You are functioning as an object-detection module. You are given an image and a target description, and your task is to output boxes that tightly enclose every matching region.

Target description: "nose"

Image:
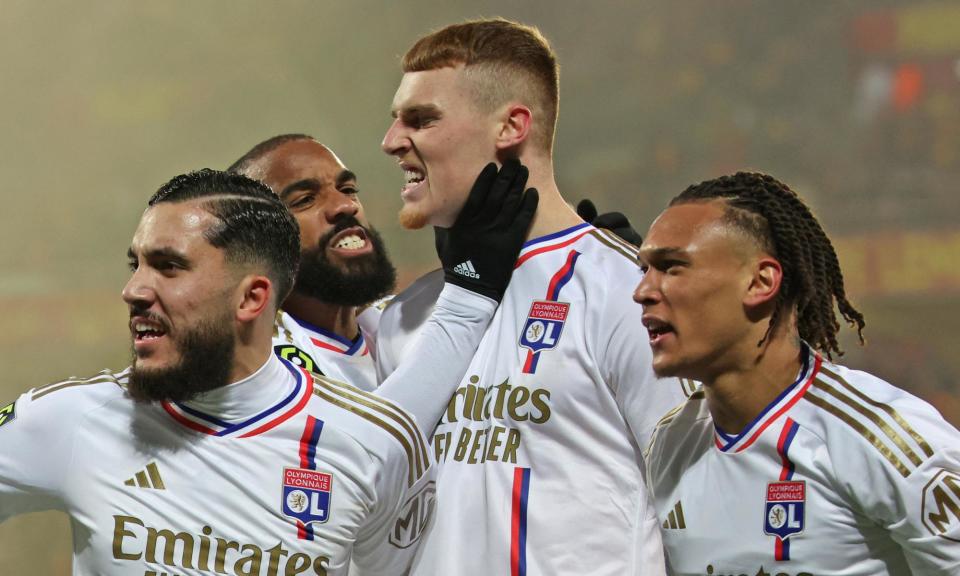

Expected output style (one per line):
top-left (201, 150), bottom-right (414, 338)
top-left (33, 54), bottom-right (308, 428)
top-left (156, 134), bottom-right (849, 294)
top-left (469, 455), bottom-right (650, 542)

top-left (381, 118), bottom-right (409, 156)
top-left (121, 266), bottom-right (155, 310)
top-left (633, 268), bottom-right (660, 306)
top-left (324, 189), bottom-right (360, 223)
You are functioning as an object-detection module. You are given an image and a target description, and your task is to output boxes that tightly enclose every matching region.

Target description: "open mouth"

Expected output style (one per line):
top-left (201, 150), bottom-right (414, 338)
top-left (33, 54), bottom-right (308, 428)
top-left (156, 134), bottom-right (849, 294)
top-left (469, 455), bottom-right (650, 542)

top-left (642, 316), bottom-right (675, 344)
top-left (328, 227), bottom-right (370, 252)
top-left (400, 164), bottom-right (426, 197)
top-left (131, 317), bottom-right (167, 343)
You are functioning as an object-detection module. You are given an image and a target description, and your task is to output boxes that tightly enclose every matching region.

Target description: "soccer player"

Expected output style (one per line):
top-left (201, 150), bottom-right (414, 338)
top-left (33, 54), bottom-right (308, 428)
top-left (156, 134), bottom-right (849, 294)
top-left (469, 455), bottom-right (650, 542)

top-left (228, 135), bottom-right (395, 392)
top-left (0, 167), bottom-right (536, 575)
top-left (637, 172), bottom-right (960, 575)
top-left (378, 18), bottom-right (686, 575)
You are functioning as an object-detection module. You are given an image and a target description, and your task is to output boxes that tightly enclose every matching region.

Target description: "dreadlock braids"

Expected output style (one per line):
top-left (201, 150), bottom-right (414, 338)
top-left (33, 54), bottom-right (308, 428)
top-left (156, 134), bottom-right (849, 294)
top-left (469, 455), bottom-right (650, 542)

top-left (671, 172), bottom-right (865, 359)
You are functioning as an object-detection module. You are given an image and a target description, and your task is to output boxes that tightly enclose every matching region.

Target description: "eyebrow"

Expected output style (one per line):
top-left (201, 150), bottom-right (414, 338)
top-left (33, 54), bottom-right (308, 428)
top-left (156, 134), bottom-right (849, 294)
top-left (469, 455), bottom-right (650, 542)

top-left (336, 169), bottom-right (357, 188)
top-left (638, 246), bottom-right (688, 262)
top-left (391, 103), bottom-right (442, 119)
top-left (279, 178), bottom-right (321, 200)
top-left (128, 246), bottom-right (190, 263)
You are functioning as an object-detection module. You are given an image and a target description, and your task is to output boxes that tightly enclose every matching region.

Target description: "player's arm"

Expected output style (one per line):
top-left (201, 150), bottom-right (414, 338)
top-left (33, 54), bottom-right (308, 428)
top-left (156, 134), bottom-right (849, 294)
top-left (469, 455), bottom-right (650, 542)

top-left (376, 159), bottom-right (538, 432)
top-left (0, 385), bottom-right (80, 521)
top-left (350, 420), bottom-right (436, 575)
top-left (600, 264), bottom-right (687, 451)
top-left (835, 397), bottom-right (960, 573)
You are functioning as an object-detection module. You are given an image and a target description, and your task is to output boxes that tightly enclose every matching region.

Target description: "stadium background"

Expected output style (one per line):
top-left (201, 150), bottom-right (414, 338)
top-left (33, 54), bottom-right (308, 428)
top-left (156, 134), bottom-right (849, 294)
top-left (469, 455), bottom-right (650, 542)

top-left (1, 1), bottom-right (957, 572)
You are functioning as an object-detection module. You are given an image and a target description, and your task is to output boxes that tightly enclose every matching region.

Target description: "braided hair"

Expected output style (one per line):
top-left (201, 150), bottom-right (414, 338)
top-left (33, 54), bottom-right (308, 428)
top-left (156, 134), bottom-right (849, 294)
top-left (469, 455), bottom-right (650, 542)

top-left (671, 172), bottom-right (865, 359)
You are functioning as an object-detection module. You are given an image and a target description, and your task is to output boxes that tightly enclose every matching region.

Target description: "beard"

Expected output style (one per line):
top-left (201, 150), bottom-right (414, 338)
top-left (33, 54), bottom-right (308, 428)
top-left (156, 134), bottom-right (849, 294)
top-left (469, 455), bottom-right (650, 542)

top-left (294, 217), bottom-right (397, 307)
top-left (399, 203), bottom-right (429, 230)
top-left (128, 314), bottom-right (235, 404)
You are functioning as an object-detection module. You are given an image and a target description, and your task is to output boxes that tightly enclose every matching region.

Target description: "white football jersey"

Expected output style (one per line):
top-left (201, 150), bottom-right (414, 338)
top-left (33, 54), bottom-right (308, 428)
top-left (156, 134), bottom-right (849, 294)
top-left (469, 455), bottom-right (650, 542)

top-left (377, 223), bottom-right (689, 576)
top-left (645, 344), bottom-right (960, 575)
top-left (274, 311), bottom-right (378, 392)
top-left (0, 354), bottom-right (433, 576)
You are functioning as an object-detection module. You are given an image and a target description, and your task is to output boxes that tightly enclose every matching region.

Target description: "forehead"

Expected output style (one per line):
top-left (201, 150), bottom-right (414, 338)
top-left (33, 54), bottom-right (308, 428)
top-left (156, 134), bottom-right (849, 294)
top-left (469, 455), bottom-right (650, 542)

top-left (131, 201), bottom-right (219, 256)
top-left (641, 201), bottom-right (742, 258)
top-left (254, 140), bottom-right (347, 189)
top-left (391, 65), bottom-right (477, 112)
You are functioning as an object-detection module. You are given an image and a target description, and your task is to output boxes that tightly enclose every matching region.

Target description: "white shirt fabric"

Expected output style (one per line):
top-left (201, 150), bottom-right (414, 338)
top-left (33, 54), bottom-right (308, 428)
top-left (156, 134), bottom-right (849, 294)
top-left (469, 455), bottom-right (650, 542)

top-left (274, 311), bottom-right (379, 392)
top-left (0, 284), bottom-right (496, 575)
top-left (376, 223), bottom-right (688, 576)
top-left (645, 344), bottom-right (960, 576)
top-left (0, 354), bottom-right (432, 576)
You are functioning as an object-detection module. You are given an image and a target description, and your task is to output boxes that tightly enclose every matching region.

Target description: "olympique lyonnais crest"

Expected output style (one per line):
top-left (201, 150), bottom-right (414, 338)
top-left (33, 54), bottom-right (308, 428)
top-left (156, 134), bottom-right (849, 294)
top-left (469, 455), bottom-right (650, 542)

top-left (519, 300), bottom-right (570, 353)
top-left (763, 481), bottom-right (805, 539)
top-left (281, 467), bottom-right (332, 525)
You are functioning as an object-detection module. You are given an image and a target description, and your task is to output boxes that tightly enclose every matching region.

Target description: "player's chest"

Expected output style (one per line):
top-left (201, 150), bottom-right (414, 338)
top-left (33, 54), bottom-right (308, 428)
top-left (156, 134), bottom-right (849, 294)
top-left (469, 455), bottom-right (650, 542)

top-left (69, 426), bottom-right (371, 575)
top-left (658, 441), bottom-right (888, 576)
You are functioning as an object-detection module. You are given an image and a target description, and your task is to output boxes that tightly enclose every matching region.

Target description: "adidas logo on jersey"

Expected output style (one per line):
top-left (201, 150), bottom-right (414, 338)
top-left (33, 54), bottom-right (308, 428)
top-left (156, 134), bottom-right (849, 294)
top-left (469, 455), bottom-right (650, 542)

top-left (662, 500), bottom-right (686, 530)
top-left (452, 260), bottom-right (480, 279)
top-left (124, 462), bottom-right (166, 490)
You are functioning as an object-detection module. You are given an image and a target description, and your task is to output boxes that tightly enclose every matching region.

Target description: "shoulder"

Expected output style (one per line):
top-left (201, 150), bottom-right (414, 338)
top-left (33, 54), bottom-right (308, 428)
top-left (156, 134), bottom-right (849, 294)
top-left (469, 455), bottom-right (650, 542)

top-left (646, 391), bottom-right (710, 464)
top-left (798, 360), bottom-right (958, 480)
top-left (4, 368), bottom-right (130, 431)
top-left (307, 374), bottom-right (430, 488)
top-left (645, 391), bottom-right (711, 483)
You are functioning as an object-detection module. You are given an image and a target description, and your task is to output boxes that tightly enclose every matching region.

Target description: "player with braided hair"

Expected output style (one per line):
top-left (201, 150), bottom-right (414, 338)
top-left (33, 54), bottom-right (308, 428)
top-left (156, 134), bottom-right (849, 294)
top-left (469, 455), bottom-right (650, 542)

top-left (637, 172), bottom-right (960, 575)
top-left (669, 171), bottom-right (864, 358)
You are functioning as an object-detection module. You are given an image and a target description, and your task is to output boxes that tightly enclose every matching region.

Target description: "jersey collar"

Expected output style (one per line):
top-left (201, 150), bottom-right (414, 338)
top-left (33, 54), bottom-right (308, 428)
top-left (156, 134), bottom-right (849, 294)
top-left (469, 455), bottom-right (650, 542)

top-left (515, 222), bottom-right (593, 268)
top-left (714, 343), bottom-right (821, 453)
top-left (287, 314), bottom-right (368, 357)
top-left (161, 354), bottom-right (312, 438)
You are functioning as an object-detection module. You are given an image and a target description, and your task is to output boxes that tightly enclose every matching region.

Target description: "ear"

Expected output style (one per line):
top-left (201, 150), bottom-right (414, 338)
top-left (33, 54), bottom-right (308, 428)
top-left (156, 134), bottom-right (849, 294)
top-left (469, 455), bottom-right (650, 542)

top-left (743, 256), bottom-right (782, 310)
top-left (235, 275), bottom-right (273, 323)
top-left (494, 104), bottom-right (532, 151)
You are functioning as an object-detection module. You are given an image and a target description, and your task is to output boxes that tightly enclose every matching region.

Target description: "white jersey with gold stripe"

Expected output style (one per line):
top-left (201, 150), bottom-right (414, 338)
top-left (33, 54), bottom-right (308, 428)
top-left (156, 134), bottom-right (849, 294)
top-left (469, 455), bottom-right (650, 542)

top-left (274, 311), bottom-right (378, 392)
top-left (645, 344), bottom-right (960, 575)
top-left (376, 223), bottom-right (688, 576)
top-left (0, 354), bottom-right (433, 576)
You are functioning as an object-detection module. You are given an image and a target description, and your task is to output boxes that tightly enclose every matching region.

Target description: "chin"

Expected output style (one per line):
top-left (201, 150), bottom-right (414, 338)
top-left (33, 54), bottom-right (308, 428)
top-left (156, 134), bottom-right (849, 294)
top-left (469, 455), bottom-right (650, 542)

top-left (399, 204), bottom-right (430, 230)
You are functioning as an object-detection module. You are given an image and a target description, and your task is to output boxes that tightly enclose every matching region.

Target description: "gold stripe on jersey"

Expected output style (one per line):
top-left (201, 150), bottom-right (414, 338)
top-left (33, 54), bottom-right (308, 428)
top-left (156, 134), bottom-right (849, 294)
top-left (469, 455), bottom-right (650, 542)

top-left (589, 229), bottom-right (638, 262)
top-left (820, 366), bottom-right (933, 458)
top-left (319, 377), bottom-right (429, 476)
top-left (804, 392), bottom-right (912, 478)
top-left (312, 378), bottom-right (425, 487)
top-left (680, 378), bottom-right (700, 397)
top-left (812, 375), bottom-right (928, 469)
top-left (31, 370), bottom-right (127, 401)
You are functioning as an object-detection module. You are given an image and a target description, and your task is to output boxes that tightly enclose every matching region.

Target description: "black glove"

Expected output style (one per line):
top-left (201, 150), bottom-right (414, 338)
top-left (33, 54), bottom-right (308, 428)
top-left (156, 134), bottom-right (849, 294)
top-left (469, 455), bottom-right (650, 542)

top-left (435, 159), bottom-right (539, 301)
top-left (576, 199), bottom-right (643, 247)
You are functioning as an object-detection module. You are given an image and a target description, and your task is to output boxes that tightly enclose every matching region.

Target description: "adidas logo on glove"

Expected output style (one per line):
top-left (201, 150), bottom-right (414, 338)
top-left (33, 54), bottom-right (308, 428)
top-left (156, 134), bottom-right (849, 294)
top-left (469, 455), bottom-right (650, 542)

top-left (453, 260), bottom-right (480, 279)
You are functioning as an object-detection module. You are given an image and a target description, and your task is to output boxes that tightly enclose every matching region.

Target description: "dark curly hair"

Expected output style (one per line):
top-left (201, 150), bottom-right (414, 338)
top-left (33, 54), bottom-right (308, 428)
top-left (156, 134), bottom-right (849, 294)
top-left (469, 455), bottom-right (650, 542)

top-left (671, 171), bottom-right (865, 359)
top-left (149, 168), bottom-right (300, 307)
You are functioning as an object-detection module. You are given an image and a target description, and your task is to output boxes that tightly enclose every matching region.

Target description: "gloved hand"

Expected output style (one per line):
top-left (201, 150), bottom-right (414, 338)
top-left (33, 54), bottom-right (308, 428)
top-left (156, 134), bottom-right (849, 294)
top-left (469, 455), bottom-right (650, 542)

top-left (576, 198), bottom-right (642, 247)
top-left (435, 159), bottom-right (539, 302)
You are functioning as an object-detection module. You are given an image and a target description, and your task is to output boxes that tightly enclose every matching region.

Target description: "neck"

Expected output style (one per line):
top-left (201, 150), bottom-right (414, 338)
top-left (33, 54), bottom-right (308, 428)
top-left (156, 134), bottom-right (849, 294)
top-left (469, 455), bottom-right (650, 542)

top-left (282, 293), bottom-right (358, 340)
top-left (701, 331), bottom-right (804, 434)
top-left (519, 154), bottom-right (583, 239)
top-left (230, 316), bottom-right (281, 383)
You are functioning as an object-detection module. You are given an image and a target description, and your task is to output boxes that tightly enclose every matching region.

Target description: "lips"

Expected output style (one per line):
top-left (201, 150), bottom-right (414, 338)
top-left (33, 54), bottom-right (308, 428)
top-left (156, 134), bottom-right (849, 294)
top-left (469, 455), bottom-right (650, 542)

top-left (328, 226), bottom-right (371, 254)
top-left (642, 315), bottom-right (674, 345)
top-left (129, 314), bottom-right (169, 355)
top-left (399, 163), bottom-right (426, 199)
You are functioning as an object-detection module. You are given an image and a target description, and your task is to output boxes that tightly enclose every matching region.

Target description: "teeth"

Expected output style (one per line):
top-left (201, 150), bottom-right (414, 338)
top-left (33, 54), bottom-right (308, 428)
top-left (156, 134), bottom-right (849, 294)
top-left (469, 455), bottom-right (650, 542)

top-left (134, 322), bottom-right (163, 334)
top-left (404, 169), bottom-right (424, 184)
top-left (335, 234), bottom-right (366, 250)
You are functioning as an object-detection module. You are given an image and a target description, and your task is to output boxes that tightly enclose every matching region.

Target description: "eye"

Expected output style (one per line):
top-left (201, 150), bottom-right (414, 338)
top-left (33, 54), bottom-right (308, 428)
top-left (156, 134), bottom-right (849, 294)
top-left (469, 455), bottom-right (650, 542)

top-left (288, 193), bottom-right (315, 209)
top-left (128, 259), bottom-right (139, 272)
top-left (340, 185), bottom-right (359, 196)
